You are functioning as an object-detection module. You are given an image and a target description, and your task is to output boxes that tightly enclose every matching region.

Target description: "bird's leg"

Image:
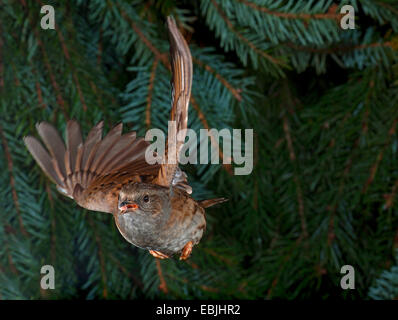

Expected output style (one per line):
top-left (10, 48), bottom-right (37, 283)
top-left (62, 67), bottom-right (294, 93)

top-left (179, 241), bottom-right (193, 260)
top-left (149, 250), bottom-right (169, 259)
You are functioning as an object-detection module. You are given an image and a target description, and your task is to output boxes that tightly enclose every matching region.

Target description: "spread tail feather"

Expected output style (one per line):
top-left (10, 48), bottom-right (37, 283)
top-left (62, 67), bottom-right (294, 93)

top-left (155, 16), bottom-right (193, 188)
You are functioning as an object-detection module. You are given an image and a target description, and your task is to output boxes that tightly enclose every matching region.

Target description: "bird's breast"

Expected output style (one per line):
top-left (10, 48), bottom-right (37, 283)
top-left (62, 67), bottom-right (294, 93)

top-left (113, 193), bottom-right (206, 256)
top-left (114, 212), bottom-right (161, 249)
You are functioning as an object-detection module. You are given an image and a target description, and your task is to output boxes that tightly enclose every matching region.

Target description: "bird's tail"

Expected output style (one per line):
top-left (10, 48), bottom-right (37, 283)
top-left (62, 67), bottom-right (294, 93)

top-left (154, 16), bottom-right (193, 188)
top-left (198, 198), bottom-right (228, 208)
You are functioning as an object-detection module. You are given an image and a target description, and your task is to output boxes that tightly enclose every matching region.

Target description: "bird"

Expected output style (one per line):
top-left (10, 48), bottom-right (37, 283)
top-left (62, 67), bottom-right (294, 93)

top-left (23, 16), bottom-right (227, 260)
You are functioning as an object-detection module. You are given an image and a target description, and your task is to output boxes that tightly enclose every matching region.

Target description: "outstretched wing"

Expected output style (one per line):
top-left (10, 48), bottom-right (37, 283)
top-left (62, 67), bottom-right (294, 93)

top-left (153, 16), bottom-right (193, 192)
top-left (24, 120), bottom-right (160, 214)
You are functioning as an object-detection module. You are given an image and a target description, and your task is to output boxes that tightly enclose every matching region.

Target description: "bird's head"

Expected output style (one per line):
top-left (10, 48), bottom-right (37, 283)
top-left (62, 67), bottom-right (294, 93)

top-left (117, 182), bottom-right (170, 217)
top-left (115, 182), bottom-right (171, 247)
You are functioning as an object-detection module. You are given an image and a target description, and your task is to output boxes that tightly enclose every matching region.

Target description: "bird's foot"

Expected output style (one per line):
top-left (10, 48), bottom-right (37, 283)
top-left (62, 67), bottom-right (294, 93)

top-left (149, 250), bottom-right (169, 259)
top-left (179, 241), bottom-right (193, 260)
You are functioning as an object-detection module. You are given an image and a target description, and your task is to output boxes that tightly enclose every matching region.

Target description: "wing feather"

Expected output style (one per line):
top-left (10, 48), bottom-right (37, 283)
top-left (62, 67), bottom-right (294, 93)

top-left (24, 136), bottom-right (64, 187)
top-left (24, 120), bottom-right (160, 214)
top-left (66, 120), bottom-right (83, 172)
top-left (35, 122), bottom-right (66, 179)
top-left (24, 16), bottom-right (194, 214)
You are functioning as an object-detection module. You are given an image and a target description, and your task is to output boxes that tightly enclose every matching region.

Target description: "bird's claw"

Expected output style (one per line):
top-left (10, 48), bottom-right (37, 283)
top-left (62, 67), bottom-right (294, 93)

top-left (149, 250), bottom-right (169, 259)
top-left (179, 241), bottom-right (193, 260)
top-left (149, 241), bottom-right (194, 260)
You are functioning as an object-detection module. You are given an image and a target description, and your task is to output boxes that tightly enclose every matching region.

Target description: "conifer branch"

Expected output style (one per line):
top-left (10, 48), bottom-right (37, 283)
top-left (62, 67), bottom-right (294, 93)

top-left (35, 79), bottom-right (46, 110)
top-left (190, 96), bottom-right (233, 174)
top-left (166, 273), bottom-right (219, 293)
top-left (376, 1), bottom-right (398, 16)
top-left (45, 182), bottom-right (56, 264)
top-left (266, 237), bottom-right (303, 299)
top-left (210, 0), bottom-right (283, 66)
top-left (0, 25), bottom-right (3, 90)
top-left (0, 126), bottom-right (28, 238)
top-left (236, 0), bottom-right (341, 21)
top-left (117, 5), bottom-right (168, 66)
top-left (51, 15), bottom-right (88, 112)
top-left (97, 27), bottom-right (103, 66)
top-left (282, 115), bottom-right (307, 239)
top-left (28, 62), bottom-right (47, 109)
top-left (109, 254), bottom-right (144, 290)
top-left (88, 80), bottom-right (113, 128)
top-left (286, 41), bottom-right (393, 54)
top-left (155, 259), bottom-right (168, 294)
top-left (7, 250), bottom-right (18, 275)
top-left (2, 226), bottom-right (20, 277)
top-left (362, 118), bottom-right (398, 194)
top-left (384, 177), bottom-right (398, 209)
top-left (203, 248), bottom-right (233, 265)
top-left (87, 216), bottom-right (108, 298)
top-left (146, 58), bottom-right (159, 130)
top-left (33, 29), bottom-right (69, 120)
top-left (282, 83), bottom-right (307, 239)
top-left (193, 57), bottom-right (242, 101)
top-left (11, 63), bottom-right (20, 87)
top-left (2, 226), bottom-right (19, 275)
top-left (327, 80), bottom-right (374, 245)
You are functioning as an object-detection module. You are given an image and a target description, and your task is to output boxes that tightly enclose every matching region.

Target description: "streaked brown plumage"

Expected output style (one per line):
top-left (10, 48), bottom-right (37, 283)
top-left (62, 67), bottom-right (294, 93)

top-left (24, 16), bottom-right (226, 260)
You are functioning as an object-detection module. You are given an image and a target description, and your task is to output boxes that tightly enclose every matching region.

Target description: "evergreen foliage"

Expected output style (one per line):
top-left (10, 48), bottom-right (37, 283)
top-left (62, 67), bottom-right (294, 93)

top-left (0, 0), bottom-right (398, 299)
top-left (369, 249), bottom-right (398, 299)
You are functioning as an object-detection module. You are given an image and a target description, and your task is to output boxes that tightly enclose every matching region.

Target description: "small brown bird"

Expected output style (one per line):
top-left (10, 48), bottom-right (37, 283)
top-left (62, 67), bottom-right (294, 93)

top-left (24, 16), bottom-right (226, 260)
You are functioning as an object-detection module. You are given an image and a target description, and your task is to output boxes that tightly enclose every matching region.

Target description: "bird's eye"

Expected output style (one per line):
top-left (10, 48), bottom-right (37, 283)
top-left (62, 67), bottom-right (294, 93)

top-left (143, 195), bottom-right (149, 203)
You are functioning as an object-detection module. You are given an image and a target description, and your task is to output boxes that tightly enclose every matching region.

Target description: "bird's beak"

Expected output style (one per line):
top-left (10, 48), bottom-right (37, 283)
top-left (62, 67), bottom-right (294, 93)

top-left (118, 201), bottom-right (138, 214)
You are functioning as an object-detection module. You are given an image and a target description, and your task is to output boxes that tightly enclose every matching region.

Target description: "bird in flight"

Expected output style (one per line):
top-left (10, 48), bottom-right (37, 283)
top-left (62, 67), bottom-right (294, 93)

top-left (24, 16), bottom-right (226, 260)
